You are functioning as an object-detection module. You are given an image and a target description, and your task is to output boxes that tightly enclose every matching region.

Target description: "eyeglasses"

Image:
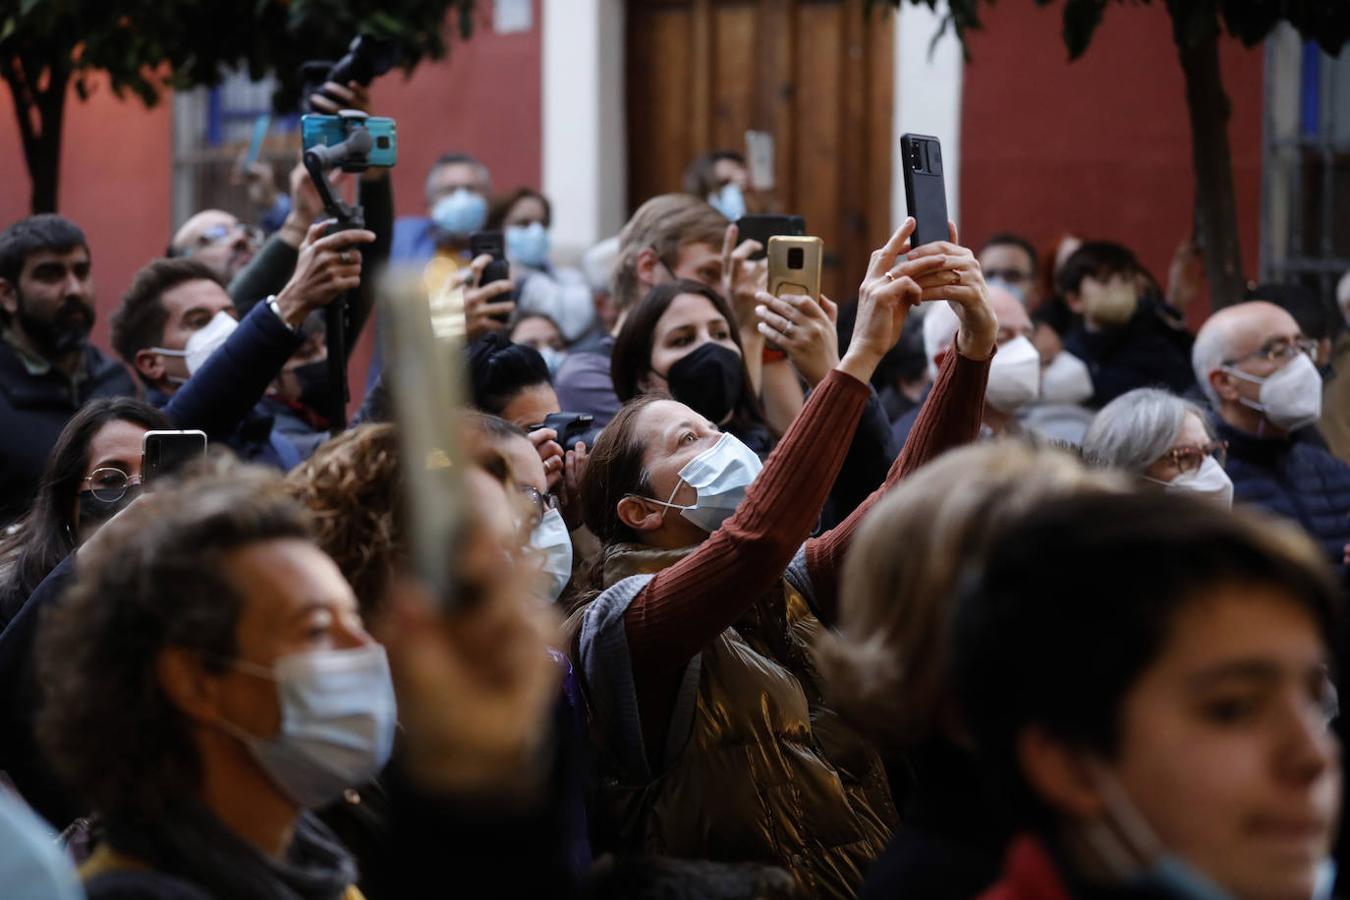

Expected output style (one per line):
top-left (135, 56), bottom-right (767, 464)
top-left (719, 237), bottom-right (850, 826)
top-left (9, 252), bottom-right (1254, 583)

top-left (1159, 441), bottom-right (1228, 475)
top-left (195, 222), bottom-right (262, 248)
top-left (519, 485), bottom-right (559, 523)
top-left (1222, 336), bottom-right (1317, 367)
top-left (80, 467), bottom-right (143, 502)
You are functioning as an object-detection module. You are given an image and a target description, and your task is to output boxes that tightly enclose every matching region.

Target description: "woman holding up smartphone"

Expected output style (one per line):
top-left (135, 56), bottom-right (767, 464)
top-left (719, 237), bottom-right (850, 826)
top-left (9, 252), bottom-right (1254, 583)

top-left (568, 219), bottom-right (997, 898)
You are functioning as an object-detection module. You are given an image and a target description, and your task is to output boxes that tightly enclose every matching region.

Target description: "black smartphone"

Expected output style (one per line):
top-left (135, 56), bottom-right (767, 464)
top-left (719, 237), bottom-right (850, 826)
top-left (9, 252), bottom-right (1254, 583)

top-left (900, 133), bottom-right (949, 249)
top-left (469, 230), bottom-right (510, 286)
top-left (468, 230), bottom-right (511, 324)
top-left (142, 430), bottom-right (207, 483)
top-left (532, 412), bottom-right (595, 450)
top-left (735, 214), bottom-right (806, 261)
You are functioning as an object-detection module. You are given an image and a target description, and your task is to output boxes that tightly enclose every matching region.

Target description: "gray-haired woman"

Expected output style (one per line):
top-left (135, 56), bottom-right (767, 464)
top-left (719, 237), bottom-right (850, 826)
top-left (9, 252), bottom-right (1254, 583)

top-left (1082, 387), bottom-right (1232, 506)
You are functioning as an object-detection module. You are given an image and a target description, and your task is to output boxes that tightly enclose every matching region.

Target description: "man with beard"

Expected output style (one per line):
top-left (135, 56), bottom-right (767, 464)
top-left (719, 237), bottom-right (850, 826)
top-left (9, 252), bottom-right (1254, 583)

top-left (0, 215), bottom-right (136, 525)
top-left (169, 210), bottom-right (262, 283)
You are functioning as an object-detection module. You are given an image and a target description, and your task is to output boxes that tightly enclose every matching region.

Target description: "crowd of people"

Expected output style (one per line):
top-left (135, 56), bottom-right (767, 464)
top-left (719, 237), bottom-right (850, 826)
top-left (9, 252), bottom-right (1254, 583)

top-left (0, 83), bottom-right (1347, 900)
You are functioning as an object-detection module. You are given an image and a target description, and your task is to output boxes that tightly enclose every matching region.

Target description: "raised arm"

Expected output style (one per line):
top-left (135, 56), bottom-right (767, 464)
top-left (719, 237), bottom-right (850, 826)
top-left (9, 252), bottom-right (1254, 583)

top-left (617, 221), bottom-right (950, 752)
top-left (805, 223), bottom-right (999, 620)
top-left (167, 222), bottom-right (374, 439)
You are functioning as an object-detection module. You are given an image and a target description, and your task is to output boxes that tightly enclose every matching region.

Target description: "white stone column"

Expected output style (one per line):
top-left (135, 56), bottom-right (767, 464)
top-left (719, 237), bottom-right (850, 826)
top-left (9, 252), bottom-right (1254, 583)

top-left (892, 2), bottom-right (965, 230)
top-left (542, 0), bottom-right (627, 264)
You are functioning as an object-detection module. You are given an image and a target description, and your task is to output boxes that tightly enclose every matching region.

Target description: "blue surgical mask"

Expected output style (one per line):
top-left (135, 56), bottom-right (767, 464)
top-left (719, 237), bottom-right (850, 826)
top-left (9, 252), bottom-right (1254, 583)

top-left (637, 432), bottom-right (763, 533)
top-left (986, 276), bottom-right (1027, 304)
top-left (530, 506), bottom-right (573, 603)
top-left (431, 189), bottom-right (488, 237)
top-left (506, 222), bottom-right (551, 269)
top-left (220, 644), bottom-right (398, 809)
top-left (537, 346), bottom-right (567, 377)
top-left (708, 183), bottom-right (747, 221)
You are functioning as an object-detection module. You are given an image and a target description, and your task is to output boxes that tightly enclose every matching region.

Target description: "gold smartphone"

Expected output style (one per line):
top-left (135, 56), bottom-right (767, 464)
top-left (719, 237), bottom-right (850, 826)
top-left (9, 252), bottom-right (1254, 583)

top-left (767, 235), bottom-right (824, 301)
top-left (381, 263), bottom-right (468, 610)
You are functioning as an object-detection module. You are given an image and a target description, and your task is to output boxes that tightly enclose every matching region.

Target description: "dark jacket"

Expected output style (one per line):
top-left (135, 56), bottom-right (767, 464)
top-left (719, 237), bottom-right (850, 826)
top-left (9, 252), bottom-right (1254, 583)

top-left (1217, 418), bottom-right (1350, 573)
top-left (1063, 297), bottom-right (1195, 409)
top-left (859, 739), bottom-right (1007, 900)
top-left (0, 340), bottom-right (135, 524)
top-left (147, 300), bottom-right (305, 469)
top-left (0, 553), bottom-right (79, 826)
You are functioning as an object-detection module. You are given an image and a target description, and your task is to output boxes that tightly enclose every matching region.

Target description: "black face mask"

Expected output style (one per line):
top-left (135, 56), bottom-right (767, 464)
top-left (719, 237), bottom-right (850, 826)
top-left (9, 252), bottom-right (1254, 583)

top-left (74, 485), bottom-right (140, 545)
top-left (664, 342), bottom-right (745, 424)
top-left (292, 359), bottom-right (334, 416)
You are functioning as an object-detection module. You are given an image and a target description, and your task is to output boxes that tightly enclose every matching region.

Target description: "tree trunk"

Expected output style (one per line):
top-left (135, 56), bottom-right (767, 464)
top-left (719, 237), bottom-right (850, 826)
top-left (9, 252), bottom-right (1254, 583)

top-left (1175, 27), bottom-right (1246, 310)
top-left (2, 57), bottom-right (69, 214)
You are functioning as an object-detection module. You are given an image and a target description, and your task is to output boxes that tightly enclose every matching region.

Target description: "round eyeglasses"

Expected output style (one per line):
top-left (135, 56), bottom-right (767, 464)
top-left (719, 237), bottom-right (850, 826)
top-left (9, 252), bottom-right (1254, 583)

top-left (80, 467), bottom-right (143, 502)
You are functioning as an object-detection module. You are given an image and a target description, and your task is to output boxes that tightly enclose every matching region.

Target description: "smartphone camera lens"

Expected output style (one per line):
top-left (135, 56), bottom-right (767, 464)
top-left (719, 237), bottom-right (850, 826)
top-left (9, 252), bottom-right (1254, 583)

top-left (376, 136), bottom-right (390, 149)
top-left (787, 247), bottom-right (804, 270)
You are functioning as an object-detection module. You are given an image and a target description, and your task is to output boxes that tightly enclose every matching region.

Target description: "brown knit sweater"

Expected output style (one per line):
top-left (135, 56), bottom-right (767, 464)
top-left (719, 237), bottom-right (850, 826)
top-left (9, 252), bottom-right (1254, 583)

top-left (623, 344), bottom-right (992, 750)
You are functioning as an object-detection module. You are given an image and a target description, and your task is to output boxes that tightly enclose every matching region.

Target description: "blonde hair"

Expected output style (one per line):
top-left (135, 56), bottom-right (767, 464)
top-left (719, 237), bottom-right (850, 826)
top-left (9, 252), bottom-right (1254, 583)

top-left (611, 194), bottom-right (728, 312)
top-left (815, 441), bottom-right (1125, 750)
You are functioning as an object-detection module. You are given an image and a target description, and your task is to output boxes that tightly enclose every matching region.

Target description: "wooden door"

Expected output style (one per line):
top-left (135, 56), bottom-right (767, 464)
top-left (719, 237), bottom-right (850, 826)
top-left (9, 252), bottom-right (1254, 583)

top-left (626, 0), bottom-right (894, 300)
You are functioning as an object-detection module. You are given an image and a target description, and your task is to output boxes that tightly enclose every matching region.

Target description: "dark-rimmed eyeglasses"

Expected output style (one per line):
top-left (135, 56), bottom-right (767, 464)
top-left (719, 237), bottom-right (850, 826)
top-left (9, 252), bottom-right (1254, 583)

top-left (79, 467), bottom-right (143, 502)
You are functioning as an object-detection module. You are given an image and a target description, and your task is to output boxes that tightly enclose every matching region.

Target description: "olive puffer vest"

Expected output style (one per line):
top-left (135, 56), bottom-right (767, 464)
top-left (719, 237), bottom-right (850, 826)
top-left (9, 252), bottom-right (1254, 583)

top-left (569, 543), bottom-right (898, 899)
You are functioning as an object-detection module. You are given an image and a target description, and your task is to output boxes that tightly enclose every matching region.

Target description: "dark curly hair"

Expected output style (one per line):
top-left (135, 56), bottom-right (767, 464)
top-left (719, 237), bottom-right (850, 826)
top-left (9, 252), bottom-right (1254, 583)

top-left (36, 459), bottom-right (311, 823)
top-left (286, 424), bottom-right (406, 621)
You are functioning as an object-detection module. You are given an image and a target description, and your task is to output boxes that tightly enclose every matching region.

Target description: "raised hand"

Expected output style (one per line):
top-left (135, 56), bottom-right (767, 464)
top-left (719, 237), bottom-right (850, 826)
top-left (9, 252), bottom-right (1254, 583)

top-left (753, 292), bottom-right (840, 387)
top-left (904, 220), bottom-right (998, 360)
top-left (462, 253), bottom-right (516, 341)
top-left (273, 220), bottom-right (376, 325)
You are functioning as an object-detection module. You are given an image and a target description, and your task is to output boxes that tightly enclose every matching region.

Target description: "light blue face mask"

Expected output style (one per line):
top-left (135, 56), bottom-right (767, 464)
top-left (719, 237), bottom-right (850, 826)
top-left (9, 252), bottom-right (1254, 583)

top-left (220, 644), bottom-right (398, 809)
top-left (636, 431), bottom-right (763, 533)
top-left (986, 275), bottom-right (1027, 304)
top-left (431, 189), bottom-right (488, 237)
top-left (708, 183), bottom-right (747, 222)
top-left (536, 346), bottom-right (567, 377)
top-left (506, 222), bottom-right (551, 269)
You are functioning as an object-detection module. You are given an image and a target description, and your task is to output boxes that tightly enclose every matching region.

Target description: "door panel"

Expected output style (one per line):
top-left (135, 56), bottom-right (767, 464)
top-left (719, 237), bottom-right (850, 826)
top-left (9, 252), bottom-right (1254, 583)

top-left (627, 0), bottom-right (894, 300)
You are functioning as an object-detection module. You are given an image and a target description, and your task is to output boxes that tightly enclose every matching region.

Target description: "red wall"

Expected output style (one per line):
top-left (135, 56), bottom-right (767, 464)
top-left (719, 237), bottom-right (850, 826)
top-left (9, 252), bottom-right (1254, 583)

top-left (0, 76), bottom-right (173, 351)
top-left (0, 3), bottom-right (542, 389)
top-left (958, 1), bottom-right (1264, 318)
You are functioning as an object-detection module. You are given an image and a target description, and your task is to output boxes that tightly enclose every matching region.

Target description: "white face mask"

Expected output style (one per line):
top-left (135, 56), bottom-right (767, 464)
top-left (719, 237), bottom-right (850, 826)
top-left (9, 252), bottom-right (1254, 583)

top-left (638, 431), bottom-right (763, 533)
top-left (1145, 456), bottom-right (1234, 509)
top-left (986, 335), bottom-right (1041, 413)
top-left (1222, 353), bottom-right (1323, 432)
top-left (220, 645), bottom-right (398, 809)
top-left (1040, 350), bottom-right (1095, 405)
top-left (530, 506), bottom-right (573, 603)
top-left (151, 310), bottom-right (239, 379)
